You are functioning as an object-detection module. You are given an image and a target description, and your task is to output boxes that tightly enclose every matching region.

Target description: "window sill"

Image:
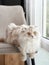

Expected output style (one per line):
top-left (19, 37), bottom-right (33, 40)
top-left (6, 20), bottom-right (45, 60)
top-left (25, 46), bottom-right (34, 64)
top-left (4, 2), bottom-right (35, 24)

top-left (41, 37), bottom-right (49, 52)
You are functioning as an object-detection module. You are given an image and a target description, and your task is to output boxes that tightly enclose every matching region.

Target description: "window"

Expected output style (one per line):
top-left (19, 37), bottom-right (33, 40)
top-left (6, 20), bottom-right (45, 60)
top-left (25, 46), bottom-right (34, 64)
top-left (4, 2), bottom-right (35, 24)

top-left (43, 0), bottom-right (49, 39)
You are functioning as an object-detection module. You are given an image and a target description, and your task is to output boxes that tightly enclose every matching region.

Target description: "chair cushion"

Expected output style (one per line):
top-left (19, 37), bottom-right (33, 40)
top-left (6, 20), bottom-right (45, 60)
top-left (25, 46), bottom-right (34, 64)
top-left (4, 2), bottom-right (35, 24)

top-left (0, 43), bottom-right (19, 53)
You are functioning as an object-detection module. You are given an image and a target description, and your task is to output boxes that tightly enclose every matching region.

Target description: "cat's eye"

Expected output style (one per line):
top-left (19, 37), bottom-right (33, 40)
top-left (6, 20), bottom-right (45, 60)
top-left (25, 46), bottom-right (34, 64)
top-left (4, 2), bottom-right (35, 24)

top-left (21, 28), bottom-right (27, 32)
top-left (27, 32), bottom-right (31, 35)
top-left (21, 30), bottom-right (25, 33)
top-left (23, 28), bottom-right (26, 30)
top-left (34, 31), bottom-right (37, 35)
top-left (27, 32), bottom-right (34, 38)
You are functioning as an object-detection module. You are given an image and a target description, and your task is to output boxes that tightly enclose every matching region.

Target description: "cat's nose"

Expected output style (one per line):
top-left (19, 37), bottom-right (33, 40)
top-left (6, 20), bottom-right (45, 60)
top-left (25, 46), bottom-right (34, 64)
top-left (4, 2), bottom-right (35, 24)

top-left (32, 36), bottom-right (33, 38)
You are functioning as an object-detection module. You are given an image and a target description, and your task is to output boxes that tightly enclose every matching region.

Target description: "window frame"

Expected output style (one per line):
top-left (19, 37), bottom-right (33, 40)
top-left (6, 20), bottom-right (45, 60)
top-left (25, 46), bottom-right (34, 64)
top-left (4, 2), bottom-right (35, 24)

top-left (42, 0), bottom-right (49, 51)
top-left (42, 0), bottom-right (49, 39)
top-left (42, 0), bottom-right (47, 37)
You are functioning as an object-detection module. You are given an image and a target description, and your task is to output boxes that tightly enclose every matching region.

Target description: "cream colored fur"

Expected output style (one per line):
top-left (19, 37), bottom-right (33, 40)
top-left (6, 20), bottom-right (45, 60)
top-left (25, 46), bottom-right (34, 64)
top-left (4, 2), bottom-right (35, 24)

top-left (6, 23), bottom-right (41, 61)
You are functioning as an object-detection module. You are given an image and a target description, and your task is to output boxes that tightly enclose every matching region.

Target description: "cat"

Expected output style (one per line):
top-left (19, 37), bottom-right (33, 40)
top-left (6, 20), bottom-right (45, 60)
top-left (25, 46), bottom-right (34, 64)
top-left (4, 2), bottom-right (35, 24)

top-left (0, 23), bottom-right (41, 61)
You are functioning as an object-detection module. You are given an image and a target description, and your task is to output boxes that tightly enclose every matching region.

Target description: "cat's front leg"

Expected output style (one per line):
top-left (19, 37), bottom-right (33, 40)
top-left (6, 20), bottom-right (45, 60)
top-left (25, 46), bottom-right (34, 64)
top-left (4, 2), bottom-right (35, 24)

top-left (21, 52), bottom-right (28, 65)
top-left (29, 51), bottom-right (38, 59)
top-left (29, 53), bottom-right (35, 59)
top-left (20, 51), bottom-right (27, 61)
top-left (18, 45), bottom-right (27, 61)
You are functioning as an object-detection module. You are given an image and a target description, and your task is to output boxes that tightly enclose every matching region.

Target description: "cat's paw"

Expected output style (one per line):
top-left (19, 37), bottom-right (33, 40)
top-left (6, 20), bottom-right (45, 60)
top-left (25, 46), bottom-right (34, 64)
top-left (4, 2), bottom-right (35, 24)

top-left (29, 53), bottom-right (36, 59)
top-left (20, 54), bottom-right (27, 61)
top-left (22, 57), bottom-right (27, 61)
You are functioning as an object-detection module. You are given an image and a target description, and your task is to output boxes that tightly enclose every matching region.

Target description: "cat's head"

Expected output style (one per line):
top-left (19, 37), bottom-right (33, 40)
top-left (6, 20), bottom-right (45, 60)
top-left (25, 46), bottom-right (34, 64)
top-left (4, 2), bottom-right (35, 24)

top-left (18, 25), bottom-right (40, 40)
top-left (11, 25), bottom-right (40, 41)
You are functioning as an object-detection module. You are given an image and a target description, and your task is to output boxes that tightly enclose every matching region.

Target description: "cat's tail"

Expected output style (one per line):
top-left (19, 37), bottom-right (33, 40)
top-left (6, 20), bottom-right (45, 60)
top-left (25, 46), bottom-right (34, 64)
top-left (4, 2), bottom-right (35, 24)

top-left (0, 38), bottom-right (5, 43)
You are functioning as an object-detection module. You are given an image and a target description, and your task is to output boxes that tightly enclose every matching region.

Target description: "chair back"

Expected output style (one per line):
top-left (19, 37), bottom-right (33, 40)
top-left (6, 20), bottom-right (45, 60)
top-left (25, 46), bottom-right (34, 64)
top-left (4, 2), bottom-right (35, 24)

top-left (0, 5), bottom-right (26, 38)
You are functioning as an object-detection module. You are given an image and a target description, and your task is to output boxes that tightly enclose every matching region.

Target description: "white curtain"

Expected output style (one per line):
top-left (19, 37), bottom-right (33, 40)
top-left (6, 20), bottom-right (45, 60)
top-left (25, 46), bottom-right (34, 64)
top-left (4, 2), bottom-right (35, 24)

top-left (25, 0), bottom-right (42, 35)
top-left (25, 0), bottom-right (35, 25)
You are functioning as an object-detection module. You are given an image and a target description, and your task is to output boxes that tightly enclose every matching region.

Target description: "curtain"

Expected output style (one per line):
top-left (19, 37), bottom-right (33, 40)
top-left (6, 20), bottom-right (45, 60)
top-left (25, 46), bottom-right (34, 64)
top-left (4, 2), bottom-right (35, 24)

top-left (0, 0), bottom-right (2, 4)
top-left (2, 0), bottom-right (21, 5)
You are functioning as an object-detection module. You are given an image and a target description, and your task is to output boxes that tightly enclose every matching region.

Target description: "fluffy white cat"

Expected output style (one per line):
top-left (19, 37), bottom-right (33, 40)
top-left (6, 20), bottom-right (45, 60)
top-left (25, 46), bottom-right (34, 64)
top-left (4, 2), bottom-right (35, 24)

top-left (0, 23), bottom-right (41, 61)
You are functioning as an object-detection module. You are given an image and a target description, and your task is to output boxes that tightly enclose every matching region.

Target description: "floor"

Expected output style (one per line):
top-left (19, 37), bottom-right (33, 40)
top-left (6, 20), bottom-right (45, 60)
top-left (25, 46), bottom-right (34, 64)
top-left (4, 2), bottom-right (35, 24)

top-left (35, 48), bottom-right (49, 65)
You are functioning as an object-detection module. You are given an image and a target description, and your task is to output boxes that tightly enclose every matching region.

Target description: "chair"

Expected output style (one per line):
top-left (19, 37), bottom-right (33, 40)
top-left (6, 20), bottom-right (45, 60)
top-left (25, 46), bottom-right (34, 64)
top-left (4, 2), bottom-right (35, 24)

top-left (0, 5), bottom-right (26, 65)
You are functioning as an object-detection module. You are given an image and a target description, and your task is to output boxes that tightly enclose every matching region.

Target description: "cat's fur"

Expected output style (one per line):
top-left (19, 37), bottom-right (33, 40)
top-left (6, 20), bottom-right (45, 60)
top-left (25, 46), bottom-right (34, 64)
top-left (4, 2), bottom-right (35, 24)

top-left (0, 23), bottom-right (41, 61)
